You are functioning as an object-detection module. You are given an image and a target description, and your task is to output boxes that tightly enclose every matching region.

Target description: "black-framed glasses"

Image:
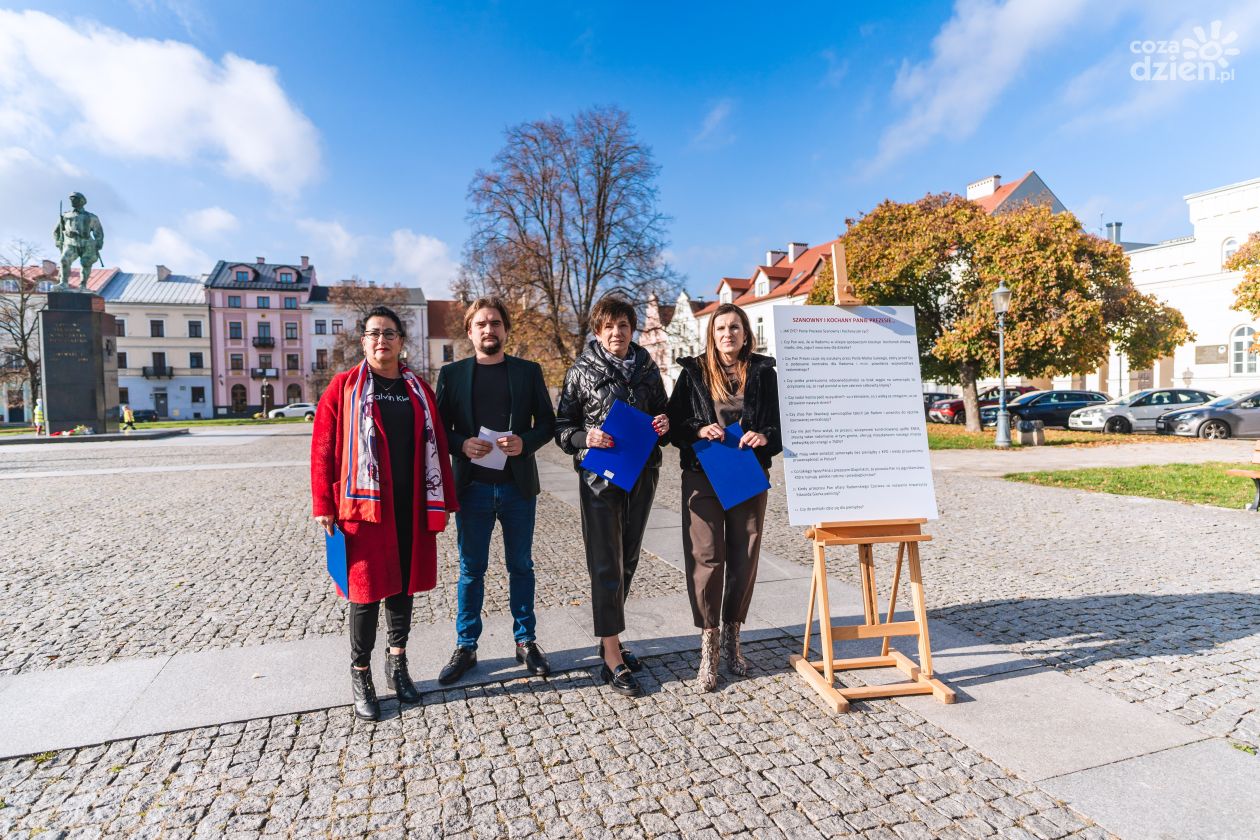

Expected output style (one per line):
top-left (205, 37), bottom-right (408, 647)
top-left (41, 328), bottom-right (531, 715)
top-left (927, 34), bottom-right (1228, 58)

top-left (363, 329), bottom-right (400, 341)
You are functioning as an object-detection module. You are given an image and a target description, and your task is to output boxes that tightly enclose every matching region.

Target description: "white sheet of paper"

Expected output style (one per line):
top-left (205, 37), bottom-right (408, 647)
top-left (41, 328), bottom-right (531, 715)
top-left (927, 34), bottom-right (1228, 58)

top-left (772, 304), bottom-right (938, 525)
top-left (471, 427), bottom-right (509, 470)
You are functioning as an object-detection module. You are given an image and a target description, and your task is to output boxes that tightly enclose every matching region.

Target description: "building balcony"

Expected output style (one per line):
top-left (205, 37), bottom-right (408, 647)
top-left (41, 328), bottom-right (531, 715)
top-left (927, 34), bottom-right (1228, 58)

top-left (142, 366), bottom-right (174, 379)
top-left (250, 367), bottom-right (279, 379)
top-left (252, 336), bottom-right (276, 348)
top-left (311, 361), bottom-right (329, 372)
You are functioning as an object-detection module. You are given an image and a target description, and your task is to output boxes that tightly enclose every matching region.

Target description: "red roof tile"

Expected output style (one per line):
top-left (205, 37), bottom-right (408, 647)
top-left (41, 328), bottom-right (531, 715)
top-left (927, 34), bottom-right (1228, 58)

top-left (971, 171), bottom-right (1031, 214)
top-left (696, 239), bottom-right (840, 316)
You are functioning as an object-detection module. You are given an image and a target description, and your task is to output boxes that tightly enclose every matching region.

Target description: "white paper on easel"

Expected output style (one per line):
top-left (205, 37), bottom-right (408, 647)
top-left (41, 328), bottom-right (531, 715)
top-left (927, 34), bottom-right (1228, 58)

top-left (471, 427), bottom-right (509, 470)
top-left (772, 304), bottom-right (938, 526)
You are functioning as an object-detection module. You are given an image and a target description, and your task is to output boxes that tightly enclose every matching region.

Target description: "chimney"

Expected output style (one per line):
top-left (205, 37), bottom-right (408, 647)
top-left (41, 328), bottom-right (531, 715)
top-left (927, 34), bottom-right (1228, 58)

top-left (788, 242), bottom-right (809, 262)
top-left (157, 265), bottom-right (171, 281)
top-left (256, 256), bottom-right (266, 265)
top-left (766, 249), bottom-right (788, 266)
top-left (966, 175), bottom-right (1002, 200)
top-left (1112, 221), bottom-right (1123, 244)
top-left (300, 255), bottom-right (310, 270)
top-left (41, 259), bottom-right (57, 277)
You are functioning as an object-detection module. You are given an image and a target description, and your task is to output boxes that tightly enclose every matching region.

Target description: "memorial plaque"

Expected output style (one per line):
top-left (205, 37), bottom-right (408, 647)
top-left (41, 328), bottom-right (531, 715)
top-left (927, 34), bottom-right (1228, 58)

top-left (39, 292), bottom-right (119, 434)
top-left (1195, 344), bottom-right (1228, 365)
top-left (773, 304), bottom-right (938, 525)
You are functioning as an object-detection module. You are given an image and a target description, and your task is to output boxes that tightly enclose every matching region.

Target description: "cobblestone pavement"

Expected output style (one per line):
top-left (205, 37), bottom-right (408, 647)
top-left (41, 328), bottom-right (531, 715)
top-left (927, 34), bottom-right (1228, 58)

top-left (543, 445), bottom-right (1260, 751)
top-left (0, 431), bottom-right (683, 676)
top-left (0, 637), bottom-right (1114, 840)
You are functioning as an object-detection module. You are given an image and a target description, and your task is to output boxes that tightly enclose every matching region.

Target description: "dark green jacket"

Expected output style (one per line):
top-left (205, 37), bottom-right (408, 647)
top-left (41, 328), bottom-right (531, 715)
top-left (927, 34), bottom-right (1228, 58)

top-left (435, 355), bottom-right (556, 498)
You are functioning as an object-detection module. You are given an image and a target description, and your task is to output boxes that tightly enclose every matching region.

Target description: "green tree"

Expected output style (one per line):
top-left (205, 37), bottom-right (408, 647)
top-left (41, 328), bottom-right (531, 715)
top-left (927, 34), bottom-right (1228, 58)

top-left (815, 195), bottom-right (1193, 431)
top-left (1228, 233), bottom-right (1260, 349)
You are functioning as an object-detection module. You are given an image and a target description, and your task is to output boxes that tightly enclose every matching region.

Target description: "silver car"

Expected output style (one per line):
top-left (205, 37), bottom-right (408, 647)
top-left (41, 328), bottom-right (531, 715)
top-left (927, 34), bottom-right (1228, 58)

top-left (1156, 390), bottom-right (1260, 439)
top-left (1068, 388), bottom-right (1216, 434)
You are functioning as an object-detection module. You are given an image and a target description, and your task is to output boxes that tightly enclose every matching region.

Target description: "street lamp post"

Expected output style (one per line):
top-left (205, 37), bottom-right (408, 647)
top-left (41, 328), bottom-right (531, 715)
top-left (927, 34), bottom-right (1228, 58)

top-left (992, 280), bottom-right (1012, 449)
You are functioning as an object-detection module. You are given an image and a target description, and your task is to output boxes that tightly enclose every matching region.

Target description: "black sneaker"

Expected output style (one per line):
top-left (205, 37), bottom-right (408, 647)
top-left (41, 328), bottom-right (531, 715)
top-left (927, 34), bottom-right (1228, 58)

top-left (437, 646), bottom-right (477, 685)
top-left (515, 641), bottom-right (551, 676)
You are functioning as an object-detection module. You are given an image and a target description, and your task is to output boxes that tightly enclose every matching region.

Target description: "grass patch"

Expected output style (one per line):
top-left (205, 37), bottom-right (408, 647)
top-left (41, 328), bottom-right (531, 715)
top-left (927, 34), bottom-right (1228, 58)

top-left (927, 423), bottom-right (1194, 450)
top-left (1006, 461), bottom-right (1258, 508)
top-left (30, 751), bottom-right (55, 765)
top-left (1233, 743), bottom-right (1258, 756)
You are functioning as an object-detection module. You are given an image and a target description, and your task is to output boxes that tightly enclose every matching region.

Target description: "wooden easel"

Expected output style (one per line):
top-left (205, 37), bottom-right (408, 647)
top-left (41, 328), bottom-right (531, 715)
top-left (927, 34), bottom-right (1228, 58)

top-left (786, 244), bottom-right (955, 712)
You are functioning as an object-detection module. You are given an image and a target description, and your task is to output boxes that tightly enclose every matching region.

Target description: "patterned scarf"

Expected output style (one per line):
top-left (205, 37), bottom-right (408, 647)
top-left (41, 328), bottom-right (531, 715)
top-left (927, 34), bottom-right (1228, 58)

top-left (338, 360), bottom-right (447, 529)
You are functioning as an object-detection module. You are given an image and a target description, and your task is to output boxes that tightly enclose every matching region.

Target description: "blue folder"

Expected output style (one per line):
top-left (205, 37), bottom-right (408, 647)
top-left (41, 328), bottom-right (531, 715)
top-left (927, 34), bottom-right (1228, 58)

top-left (692, 423), bottom-right (772, 510)
top-left (580, 399), bottom-right (658, 491)
top-left (325, 525), bottom-right (349, 598)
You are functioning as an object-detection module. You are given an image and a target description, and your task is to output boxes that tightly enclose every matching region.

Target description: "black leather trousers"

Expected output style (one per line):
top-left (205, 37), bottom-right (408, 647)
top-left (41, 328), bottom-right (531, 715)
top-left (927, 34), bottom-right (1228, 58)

top-left (578, 466), bottom-right (659, 637)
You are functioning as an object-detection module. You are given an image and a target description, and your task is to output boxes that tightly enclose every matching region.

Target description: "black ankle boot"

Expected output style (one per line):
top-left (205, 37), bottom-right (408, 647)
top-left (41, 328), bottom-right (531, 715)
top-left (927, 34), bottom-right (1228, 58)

top-left (386, 651), bottom-right (420, 704)
top-left (351, 667), bottom-right (380, 721)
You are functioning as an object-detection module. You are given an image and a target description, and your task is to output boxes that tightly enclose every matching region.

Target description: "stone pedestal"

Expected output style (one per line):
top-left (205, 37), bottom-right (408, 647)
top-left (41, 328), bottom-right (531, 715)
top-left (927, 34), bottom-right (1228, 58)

top-left (39, 292), bottom-right (119, 434)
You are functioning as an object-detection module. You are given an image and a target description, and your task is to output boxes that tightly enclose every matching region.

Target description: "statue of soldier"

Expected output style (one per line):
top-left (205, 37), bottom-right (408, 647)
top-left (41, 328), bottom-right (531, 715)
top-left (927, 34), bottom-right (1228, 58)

top-left (53, 192), bottom-right (105, 292)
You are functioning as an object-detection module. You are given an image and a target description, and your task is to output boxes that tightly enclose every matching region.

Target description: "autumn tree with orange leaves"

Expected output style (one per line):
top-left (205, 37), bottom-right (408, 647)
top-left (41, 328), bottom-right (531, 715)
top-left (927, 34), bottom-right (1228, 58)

top-left (812, 194), bottom-right (1193, 431)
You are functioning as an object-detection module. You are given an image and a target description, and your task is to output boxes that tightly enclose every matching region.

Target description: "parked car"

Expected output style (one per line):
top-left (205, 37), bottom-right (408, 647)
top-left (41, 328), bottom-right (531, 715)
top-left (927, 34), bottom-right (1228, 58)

top-left (268, 402), bottom-right (317, 420)
top-left (980, 390), bottom-right (1110, 428)
top-left (922, 391), bottom-right (956, 416)
top-left (1070, 388), bottom-right (1217, 434)
top-left (131, 408), bottom-right (159, 423)
top-left (1155, 389), bottom-right (1260, 438)
top-left (928, 385), bottom-right (1036, 424)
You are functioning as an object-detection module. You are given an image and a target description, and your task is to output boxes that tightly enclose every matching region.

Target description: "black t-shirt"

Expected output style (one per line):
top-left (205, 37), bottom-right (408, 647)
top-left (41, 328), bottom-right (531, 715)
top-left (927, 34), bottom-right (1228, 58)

top-left (368, 372), bottom-right (415, 538)
top-left (470, 360), bottom-right (513, 485)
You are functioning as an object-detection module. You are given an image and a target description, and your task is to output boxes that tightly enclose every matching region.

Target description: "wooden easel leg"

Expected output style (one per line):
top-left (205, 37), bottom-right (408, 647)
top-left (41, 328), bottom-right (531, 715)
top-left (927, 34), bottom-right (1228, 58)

top-left (907, 541), bottom-right (933, 677)
top-left (802, 553), bottom-right (818, 660)
top-left (815, 541), bottom-right (835, 688)
top-left (880, 542), bottom-right (905, 657)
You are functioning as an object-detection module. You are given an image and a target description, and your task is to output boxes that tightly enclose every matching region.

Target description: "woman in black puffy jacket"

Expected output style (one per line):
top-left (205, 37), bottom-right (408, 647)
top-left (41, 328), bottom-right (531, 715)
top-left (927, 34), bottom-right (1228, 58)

top-left (665, 303), bottom-right (781, 691)
top-left (554, 295), bottom-right (669, 698)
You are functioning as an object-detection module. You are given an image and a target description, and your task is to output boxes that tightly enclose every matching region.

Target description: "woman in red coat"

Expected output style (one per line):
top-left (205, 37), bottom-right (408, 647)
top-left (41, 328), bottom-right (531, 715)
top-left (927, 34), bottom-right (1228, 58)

top-left (311, 305), bottom-right (457, 721)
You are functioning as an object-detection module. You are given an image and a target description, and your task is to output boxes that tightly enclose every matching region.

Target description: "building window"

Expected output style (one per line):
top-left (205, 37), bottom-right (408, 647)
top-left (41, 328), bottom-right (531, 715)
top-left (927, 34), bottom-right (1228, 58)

top-left (230, 354), bottom-right (244, 371)
top-left (0, 277), bottom-right (17, 292)
top-left (37, 280), bottom-right (54, 292)
top-left (188, 320), bottom-right (202, 338)
top-left (228, 321), bottom-right (243, 340)
top-left (152, 351), bottom-right (167, 369)
top-left (235, 270), bottom-right (249, 283)
top-left (1232, 326), bottom-right (1257, 374)
top-left (115, 320), bottom-right (126, 337)
top-left (259, 353), bottom-right (272, 368)
top-left (756, 317), bottom-right (766, 350)
top-left (258, 321), bottom-right (271, 338)
top-left (117, 351), bottom-right (128, 369)
top-left (755, 276), bottom-right (768, 297)
top-left (286, 354), bottom-right (299, 371)
top-left (118, 386), bottom-right (129, 404)
top-left (1224, 238), bottom-right (1241, 267)
top-left (442, 343), bottom-right (454, 362)
top-left (720, 288), bottom-right (732, 304)
top-left (278, 271), bottom-right (294, 283)
top-left (257, 296), bottom-right (270, 309)
top-left (331, 320), bottom-right (343, 334)
top-left (315, 320), bottom-right (327, 335)
top-left (284, 296), bottom-right (297, 309)
top-left (150, 320), bottom-right (165, 338)
top-left (189, 352), bottom-right (204, 369)
top-left (285, 322), bottom-right (298, 340)
top-left (191, 386), bottom-right (205, 403)
top-left (228, 295), bottom-right (242, 308)
top-left (316, 348), bottom-right (327, 370)
top-left (231, 384), bottom-right (247, 412)
top-left (286, 383), bottom-right (302, 402)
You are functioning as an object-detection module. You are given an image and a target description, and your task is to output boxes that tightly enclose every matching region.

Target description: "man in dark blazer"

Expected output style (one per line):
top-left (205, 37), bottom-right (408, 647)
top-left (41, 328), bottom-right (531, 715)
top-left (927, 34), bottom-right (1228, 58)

top-left (434, 297), bottom-right (556, 683)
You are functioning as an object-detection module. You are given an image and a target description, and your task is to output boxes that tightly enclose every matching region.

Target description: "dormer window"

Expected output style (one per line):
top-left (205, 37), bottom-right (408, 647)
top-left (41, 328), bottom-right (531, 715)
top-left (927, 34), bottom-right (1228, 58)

top-left (755, 275), bottom-right (769, 297)
top-left (720, 286), bottom-right (732, 304)
top-left (278, 271), bottom-right (295, 283)
top-left (235, 270), bottom-right (249, 282)
top-left (37, 280), bottom-right (53, 292)
top-left (1, 277), bottom-right (19, 292)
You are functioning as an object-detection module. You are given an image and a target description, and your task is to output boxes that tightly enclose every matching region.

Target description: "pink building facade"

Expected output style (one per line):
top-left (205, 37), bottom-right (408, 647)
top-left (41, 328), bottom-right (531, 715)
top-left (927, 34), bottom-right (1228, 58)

top-left (205, 256), bottom-right (317, 416)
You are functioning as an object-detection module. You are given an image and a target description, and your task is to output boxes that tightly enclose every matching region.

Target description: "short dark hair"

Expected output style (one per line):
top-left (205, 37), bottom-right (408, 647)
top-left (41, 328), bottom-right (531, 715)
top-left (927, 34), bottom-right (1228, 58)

top-left (463, 296), bottom-right (511, 334)
top-left (589, 295), bottom-right (637, 334)
top-left (359, 305), bottom-right (405, 337)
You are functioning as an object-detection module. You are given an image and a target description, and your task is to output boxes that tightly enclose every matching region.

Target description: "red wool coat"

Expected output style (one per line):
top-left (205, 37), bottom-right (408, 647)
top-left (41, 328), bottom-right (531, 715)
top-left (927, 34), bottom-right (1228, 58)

top-left (310, 368), bottom-right (458, 604)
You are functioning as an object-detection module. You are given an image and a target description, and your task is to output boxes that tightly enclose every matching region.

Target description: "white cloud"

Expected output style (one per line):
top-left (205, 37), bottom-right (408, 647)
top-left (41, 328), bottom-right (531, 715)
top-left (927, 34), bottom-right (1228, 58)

top-left (117, 226), bottom-right (209, 274)
top-left (388, 229), bottom-right (460, 299)
top-left (865, 0), bottom-right (1090, 174)
top-left (296, 218), bottom-right (362, 265)
top-left (0, 146), bottom-right (125, 250)
top-left (0, 10), bottom-right (320, 194)
top-left (184, 206), bottom-right (238, 239)
top-left (820, 49), bottom-right (849, 88)
top-left (692, 99), bottom-right (736, 149)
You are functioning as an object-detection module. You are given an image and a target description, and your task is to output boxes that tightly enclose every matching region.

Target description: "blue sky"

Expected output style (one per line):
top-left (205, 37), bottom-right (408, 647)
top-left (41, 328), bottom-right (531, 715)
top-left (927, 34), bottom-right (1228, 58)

top-left (1, 1), bottom-right (1258, 299)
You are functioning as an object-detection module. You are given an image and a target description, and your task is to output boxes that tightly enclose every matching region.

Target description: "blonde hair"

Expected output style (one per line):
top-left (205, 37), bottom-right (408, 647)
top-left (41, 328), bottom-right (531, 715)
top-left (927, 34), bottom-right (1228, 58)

top-left (702, 303), bottom-right (751, 404)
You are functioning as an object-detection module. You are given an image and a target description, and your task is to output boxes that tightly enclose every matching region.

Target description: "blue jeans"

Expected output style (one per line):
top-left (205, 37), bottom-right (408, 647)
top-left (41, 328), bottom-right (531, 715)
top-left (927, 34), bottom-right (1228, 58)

top-left (455, 481), bottom-right (538, 649)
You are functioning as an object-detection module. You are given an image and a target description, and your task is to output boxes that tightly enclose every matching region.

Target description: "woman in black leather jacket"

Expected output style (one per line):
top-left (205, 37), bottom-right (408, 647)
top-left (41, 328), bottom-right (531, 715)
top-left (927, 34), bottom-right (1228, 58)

top-left (665, 303), bottom-right (781, 691)
top-left (555, 295), bottom-right (669, 698)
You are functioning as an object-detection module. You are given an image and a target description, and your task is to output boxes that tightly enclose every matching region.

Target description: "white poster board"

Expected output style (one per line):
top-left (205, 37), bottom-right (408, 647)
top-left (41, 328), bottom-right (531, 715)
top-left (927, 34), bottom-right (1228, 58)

top-left (773, 305), bottom-right (938, 526)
